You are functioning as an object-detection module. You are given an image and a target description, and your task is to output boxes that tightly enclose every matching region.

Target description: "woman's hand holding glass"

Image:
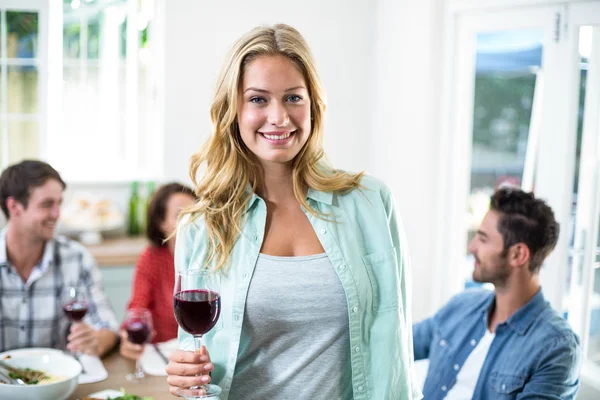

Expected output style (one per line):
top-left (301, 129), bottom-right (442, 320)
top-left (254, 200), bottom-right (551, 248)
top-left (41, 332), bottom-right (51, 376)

top-left (123, 308), bottom-right (153, 382)
top-left (119, 328), bottom-right (156, 361)
top-left (166, 346), bottom-right (214, 397)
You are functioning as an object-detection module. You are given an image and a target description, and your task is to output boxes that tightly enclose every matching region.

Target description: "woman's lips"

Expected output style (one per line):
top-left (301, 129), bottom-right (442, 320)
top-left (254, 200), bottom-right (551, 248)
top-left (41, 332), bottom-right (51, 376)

top-left (258, 130), bottom-right (295, 145)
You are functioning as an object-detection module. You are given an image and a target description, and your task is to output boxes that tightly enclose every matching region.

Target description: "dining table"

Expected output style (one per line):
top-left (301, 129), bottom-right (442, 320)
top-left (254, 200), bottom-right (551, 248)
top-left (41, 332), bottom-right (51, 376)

top-left (69, 350), bottom-right (170, 399)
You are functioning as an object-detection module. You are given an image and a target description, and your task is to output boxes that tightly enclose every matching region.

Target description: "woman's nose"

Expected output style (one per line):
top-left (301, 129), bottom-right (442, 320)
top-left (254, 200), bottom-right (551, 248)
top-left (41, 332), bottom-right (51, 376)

top-left (267, 101), bottom-right (289, 127)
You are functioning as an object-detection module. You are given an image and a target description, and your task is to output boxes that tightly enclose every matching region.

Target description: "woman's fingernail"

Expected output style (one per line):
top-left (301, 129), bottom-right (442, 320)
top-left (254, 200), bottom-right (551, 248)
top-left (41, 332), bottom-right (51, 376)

top-left (201, 375), bottom-right (210, 383)
top-left (204, 364), bottom-right (212, 371)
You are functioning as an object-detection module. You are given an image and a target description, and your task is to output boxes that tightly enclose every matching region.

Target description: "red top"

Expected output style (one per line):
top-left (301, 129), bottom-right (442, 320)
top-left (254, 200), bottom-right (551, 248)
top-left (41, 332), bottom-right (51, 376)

top-left (126, 245), bottom-right (177, 343)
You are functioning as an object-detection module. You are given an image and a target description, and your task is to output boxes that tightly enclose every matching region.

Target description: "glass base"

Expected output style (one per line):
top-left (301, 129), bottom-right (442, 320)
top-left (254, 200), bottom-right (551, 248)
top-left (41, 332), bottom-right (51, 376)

top-left (177, 384), bottom-right (222, 399)
top-left (126, 370), bottom-right (146, 383)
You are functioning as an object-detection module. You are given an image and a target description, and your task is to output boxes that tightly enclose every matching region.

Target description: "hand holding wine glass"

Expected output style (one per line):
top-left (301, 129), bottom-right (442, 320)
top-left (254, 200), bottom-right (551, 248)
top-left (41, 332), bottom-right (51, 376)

top-left (171, 269), bottom-right (222, 399)
top-left (63, 285), bottom-right (92, 354)
top-left (124, 308), bottom-right (153, 382)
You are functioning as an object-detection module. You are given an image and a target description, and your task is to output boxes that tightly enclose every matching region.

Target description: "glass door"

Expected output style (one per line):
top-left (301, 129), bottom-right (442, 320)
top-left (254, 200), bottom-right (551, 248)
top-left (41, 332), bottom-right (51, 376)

top-left (434, 4), bottom-right (571, 308)
top-left (564, 1), bottom-right (600, 390)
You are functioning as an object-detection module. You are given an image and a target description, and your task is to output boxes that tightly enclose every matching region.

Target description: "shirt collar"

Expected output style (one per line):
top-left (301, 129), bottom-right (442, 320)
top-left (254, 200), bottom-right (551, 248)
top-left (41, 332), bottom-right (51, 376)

top-left (306, 188), bottom-right (334, 205)
top-left (0, 226), bottom-right (55, 274)
top-left (0, 227), bottom-right (8, 266)
top-left (479, 288), bottom-right (547, 336)
top-left (245, 184), bottom-right (261, 212)
top-left (505, 288), bottom-right (547, 335)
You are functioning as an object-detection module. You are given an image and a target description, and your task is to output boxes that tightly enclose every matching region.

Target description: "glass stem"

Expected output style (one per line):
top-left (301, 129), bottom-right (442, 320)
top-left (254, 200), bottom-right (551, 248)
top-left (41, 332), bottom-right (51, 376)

top-left (135, 358), bottom-right (143, 377)
top-left (193, 335), bottom-right (206, 390)
top-left (193, 335), bottom-right (204, 354)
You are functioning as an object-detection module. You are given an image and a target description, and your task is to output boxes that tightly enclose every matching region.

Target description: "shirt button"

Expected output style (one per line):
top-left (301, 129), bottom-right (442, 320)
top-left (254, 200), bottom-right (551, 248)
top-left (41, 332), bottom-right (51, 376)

top-left (339, 264), bottom-right (346, 271)
top-left (441, 385), bottom-right (447, 392)
top-left (243, 273), bottom-right (249, 279)
top-left (502, 384), bottom-right (506, 391)
top-left (357, 385), bottom-right (364, 391)
top-left (470, 339), bottom-right (477, 346)
top-left (320, 229), bottom-right (327, 235)
top-left (354, 346), bottom-right (360, 353)
top-left (352, 306), bottom-right (359, 313)
top-left (453, 364), bottom-right (460, 371)
top-left (439, 339), bottom-right (447, 347)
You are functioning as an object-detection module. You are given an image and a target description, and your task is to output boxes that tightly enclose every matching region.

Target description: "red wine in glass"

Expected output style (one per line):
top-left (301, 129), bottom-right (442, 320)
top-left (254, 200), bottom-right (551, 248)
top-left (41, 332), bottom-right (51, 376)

top-left (63, 301), bottom-right (89, 322)
top-left (174, 269), bottom-right (222, 399)
top-left (126, 321), bottom-right (152, 345)
top-left (173, 290), bottom-right (221, 335)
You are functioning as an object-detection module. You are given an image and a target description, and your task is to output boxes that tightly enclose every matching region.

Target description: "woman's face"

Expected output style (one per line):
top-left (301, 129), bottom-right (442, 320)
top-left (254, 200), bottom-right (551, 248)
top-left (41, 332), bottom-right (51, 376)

top-left (237, 54), bottom-right (312, 169)
top-left (160, 192), bottom-right (195, 243)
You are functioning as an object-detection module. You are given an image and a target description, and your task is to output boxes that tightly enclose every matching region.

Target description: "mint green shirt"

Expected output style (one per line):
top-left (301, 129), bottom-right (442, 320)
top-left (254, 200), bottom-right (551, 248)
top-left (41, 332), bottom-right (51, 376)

top-left (176, 175), bottom-right (423, 400)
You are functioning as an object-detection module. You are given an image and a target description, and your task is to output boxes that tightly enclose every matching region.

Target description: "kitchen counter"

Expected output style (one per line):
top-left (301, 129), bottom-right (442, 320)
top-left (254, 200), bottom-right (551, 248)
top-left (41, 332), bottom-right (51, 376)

top-left (85, 236), bottom-right (148, 267)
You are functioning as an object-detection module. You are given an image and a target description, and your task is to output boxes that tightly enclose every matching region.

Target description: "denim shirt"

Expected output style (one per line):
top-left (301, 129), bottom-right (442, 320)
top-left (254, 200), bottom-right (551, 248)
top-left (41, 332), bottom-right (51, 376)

top-left (176, 175), bottom-right (423, 400)
top-left (413, 288), bottom-right (582, 399)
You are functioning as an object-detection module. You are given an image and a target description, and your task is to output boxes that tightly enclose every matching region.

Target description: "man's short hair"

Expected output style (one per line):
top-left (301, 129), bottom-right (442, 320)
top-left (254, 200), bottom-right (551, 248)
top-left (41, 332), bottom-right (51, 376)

top-left (0, 160), bottom-right (66, 219)
top-left (490, 188), bottom-right (559, 273)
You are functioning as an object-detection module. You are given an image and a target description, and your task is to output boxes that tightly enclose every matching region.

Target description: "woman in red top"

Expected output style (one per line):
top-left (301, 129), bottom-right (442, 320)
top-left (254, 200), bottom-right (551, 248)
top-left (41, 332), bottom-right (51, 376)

top-left (120, 182), bottom-right (195, 360)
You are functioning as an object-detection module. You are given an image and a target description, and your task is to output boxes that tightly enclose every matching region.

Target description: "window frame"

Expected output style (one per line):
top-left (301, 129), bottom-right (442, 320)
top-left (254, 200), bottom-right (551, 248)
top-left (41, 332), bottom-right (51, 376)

top-left (0, 0), bottom-right (48, 169)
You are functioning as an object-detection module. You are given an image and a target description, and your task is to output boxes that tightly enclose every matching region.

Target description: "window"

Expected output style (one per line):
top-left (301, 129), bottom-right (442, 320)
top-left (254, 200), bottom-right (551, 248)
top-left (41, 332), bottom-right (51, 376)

top-left (433, 4), bottom-right (567, 308)
top-left (50, 0), bottom-right (161, 181)
top-left (464, 29), bottom-right (543, 290)
top-left (565, 17), bottom-right (600, 384)
top-left (0, 4), bottom-right (44, 169)
top-left (438, 0), bottom-right (600, 391)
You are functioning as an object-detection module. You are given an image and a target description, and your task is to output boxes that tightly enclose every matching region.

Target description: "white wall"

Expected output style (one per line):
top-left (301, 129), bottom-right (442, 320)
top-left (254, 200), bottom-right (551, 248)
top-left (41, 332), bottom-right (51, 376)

top-left (369, 0), bottom-right (444, 321)
top-left (163, 0), bottom-right (444, 321)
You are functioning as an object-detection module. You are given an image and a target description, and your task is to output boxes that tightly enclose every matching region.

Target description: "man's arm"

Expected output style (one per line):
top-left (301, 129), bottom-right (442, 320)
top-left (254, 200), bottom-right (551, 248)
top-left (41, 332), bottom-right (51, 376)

top-left (516, 336), bottom-right (582, 400)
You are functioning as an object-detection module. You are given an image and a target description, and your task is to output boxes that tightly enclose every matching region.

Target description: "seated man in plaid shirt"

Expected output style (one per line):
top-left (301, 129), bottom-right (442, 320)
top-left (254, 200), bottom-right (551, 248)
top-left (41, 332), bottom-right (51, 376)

top-left (0, 160), bottom-right (119, 356)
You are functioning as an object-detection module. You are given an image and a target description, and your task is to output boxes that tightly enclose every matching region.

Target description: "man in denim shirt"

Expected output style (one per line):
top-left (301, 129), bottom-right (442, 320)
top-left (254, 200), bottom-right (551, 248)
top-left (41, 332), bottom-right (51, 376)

top-left (413, 188), bottom-right (581, 399)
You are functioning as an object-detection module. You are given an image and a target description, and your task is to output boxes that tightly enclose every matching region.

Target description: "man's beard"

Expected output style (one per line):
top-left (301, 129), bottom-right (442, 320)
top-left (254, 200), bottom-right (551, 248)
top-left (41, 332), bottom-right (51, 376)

top-left (473, 255), bottom-right (511, 287)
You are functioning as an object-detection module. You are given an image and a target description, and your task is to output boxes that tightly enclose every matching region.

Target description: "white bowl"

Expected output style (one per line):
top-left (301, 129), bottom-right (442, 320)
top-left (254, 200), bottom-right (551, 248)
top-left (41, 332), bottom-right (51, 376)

top-left (0, 348), bottom-right (82, 400)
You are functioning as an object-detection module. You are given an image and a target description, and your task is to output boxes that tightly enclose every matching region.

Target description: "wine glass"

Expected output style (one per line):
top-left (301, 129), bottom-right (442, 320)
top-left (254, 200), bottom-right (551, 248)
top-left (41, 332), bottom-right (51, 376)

top-left (63, 285), bottom-right (89, 323)
top-left (174, 269), bottom-right (222, 399)
top-left (124, 308), bottom-right (153, 382)
top-left (63, 285), bottom-right (89, 363)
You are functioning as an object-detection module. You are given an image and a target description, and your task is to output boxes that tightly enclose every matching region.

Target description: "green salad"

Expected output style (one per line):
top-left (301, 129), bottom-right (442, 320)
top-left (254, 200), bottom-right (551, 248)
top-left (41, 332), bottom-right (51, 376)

top-left (106, 394), bottom-right (153, 400)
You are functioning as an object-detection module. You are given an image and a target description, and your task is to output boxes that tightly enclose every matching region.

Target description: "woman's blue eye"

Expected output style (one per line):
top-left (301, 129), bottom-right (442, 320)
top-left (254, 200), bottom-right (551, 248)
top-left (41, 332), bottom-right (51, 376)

top-left (287, 95), bottom-right (302, 102)
top-left (250, 97), bottom-right (266, 104)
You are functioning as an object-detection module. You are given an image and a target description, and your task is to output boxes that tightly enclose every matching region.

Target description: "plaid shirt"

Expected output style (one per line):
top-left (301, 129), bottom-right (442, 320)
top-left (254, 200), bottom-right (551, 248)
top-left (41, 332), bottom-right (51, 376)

top-left (0, 228), bottom-right (118, 352)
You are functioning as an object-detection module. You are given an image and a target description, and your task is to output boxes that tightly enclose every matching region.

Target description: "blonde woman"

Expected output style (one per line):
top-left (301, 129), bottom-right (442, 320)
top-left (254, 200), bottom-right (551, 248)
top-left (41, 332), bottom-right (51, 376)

top-left (166, 24), bottom-right (422, 400)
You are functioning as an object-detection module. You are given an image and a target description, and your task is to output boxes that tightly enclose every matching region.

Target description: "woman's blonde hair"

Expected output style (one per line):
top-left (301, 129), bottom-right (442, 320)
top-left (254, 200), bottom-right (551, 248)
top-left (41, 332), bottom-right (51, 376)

top-left (182, 24), bottom-right (364, 272)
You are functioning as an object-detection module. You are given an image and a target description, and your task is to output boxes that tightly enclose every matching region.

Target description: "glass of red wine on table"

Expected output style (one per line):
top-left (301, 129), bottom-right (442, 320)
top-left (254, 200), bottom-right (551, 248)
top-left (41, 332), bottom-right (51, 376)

top-left (124, 308), bottom-right (153, 382)
top-left (174, 269), bottom-right (222, 399)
